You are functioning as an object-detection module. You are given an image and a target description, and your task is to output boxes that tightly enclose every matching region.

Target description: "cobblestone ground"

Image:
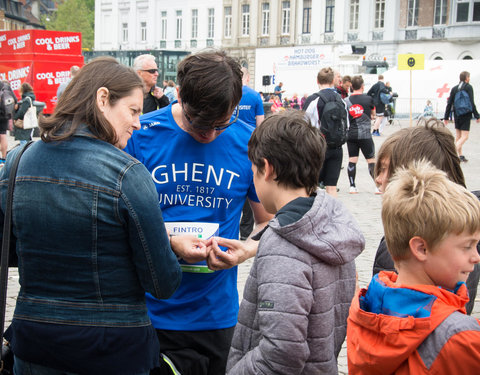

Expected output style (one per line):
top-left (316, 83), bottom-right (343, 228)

top-left (4, 122), bottom-right (480, 373)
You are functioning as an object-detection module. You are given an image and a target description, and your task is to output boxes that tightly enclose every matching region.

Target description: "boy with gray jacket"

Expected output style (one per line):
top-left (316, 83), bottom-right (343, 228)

top-left (226, 111), bottom-right (365, 374)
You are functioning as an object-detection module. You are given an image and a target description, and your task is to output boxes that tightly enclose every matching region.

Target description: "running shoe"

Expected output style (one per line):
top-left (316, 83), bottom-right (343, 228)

top-left (375, 187), bottom-right (382, 195)
top-left (349, 186), bottom-right (359, 194)
top-left (372, 130), bottom-right (380, 136)
top-left (460, 155), bottom-right (468, 163)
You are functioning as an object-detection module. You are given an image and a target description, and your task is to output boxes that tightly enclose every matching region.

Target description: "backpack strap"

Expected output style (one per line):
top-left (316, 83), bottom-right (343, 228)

top-left (317, 90), bottom-right (341, 114)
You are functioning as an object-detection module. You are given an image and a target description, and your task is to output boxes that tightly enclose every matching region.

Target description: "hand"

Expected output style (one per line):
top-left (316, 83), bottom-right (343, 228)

top-left (170, 235), bottom-right (209, 264)
top-left (444, 119), bottom-right (449, 125)
top-left (476, 118), bottom-right (480, 123)
top-left (206, 237), bottom-right (255, 270)
top-left (153, 86), bottom-right (164, 99)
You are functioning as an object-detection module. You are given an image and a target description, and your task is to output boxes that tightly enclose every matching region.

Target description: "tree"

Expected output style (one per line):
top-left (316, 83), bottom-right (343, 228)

top-left (42, 0), bottom-right (94, 50)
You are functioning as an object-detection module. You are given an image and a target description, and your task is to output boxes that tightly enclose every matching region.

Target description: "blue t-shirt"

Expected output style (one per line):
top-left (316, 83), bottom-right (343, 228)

top-left (238, 85), bottom-right (264, 128)
top-left (125, 103), bottom-right (258, 331)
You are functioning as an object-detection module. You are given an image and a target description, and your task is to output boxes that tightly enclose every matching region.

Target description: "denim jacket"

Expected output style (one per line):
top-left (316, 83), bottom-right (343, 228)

top-left (0, 130), bottom-right (182, 328)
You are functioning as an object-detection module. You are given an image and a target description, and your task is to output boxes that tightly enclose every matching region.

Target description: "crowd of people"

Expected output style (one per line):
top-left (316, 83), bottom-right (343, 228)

top-left (0, 50), bottom-right (479, 375)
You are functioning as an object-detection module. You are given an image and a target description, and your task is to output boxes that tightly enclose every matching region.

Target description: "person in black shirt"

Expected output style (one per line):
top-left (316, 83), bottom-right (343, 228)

top-left (133, 54), bottom-right (170, 114)
top-left (444, 71), bottom-right (480, 162)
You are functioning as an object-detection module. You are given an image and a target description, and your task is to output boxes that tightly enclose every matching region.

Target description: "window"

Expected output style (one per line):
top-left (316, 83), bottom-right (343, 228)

top-left (350, 0), bottom-right (359, 30)
top-left (176, 10), bottom-right (182, 39)
top-left (407, 0), bottom-right (419, 26)
top-left (242, 4), bottom-right (250, 36)
top-left (456, 0), bottom-right (480, 22)
top-left (161, 11), bottom-right (167, 40)
top-left (282, 1), bottom-right (290, 34)
top-left (262, 2), bottom-right (270, 35)
top-left (375, 0), bottom-right (385, 28)
top-left (475, 1), bottom-right (480, 21)
top-left (303, 0), bottom-right (312, 34)
top-left (122, 22), bottom-right (128, 42)
top-left (191, 9), bottom-right (198, 39)
top-left (208, 8), bottom-right (215, 38)
top-left (140, 21), bottom-right (147, 41)
top-left (224, 7), bottom-right (232, 38)
top-left (434, 0), bottom-right (447, 24)
top-left (325, 0), bottom-right (334, 32)
top-left (457, 0), bottom-right (469, 22)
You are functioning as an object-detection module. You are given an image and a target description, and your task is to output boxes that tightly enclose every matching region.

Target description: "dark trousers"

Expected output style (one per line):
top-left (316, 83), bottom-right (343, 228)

top-left (239, 200), bottom-right (254, 240)
top-left (150, 327), bottom-right (235, 375)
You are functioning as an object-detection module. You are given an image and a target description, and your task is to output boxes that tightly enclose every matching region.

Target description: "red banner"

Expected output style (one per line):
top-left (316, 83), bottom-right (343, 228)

top-left (0, 30), bottom-right (82, 56)
top-left (0, 30), bottom-right (83, 114)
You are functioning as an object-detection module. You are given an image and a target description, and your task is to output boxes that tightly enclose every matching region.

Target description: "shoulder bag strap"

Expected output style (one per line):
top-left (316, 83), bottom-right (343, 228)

top-left (0, 141), bottom-right (34, 368)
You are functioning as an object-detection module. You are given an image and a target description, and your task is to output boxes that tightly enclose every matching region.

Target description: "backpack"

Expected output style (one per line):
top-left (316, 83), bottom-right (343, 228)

top-left (0, 84), bottom-right (16, 119)
top-left (454, 85), bottom-right (472, 116)
top-left (379, 92), bottom-right (392, 105)
top-left (317, 91), bottom-right (348, 148)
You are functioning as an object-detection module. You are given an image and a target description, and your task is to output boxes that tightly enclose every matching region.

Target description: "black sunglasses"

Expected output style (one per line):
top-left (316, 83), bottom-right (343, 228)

top-left (182, 103), bottom-right (239, 132)
top-left (141, 69), bottom-right (158, 74)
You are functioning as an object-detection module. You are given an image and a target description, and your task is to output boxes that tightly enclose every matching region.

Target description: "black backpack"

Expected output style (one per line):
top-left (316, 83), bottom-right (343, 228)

top-left (317, 91), bottom-right (348, 148)
top-left (0, 84), bottom-right (16, 120)
top-left (454, 85), bottom-right (472, 116)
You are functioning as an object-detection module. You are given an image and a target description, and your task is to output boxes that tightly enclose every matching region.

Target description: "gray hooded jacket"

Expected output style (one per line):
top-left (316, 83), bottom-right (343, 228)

top-left (227, 190), bottom-right (365, 374)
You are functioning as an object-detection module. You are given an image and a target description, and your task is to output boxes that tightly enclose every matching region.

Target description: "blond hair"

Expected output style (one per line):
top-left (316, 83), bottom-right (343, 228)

top-left (382, 160), bottom-right (480, 260)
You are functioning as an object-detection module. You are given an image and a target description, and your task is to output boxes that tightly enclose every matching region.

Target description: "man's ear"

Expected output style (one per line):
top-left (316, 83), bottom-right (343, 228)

top-left (263, 158), bottom-right (276, 181)
top-left (176, 86), bottom-right (180, 102)
top-left (409, 236), bottom-right (428, 262)
top-left (96, 87), bottom-right (109, 113)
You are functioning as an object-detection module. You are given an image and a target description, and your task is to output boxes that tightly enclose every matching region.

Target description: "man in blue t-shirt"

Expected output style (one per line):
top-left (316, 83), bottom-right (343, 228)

top-left (238, 67), bottom-right (265, 241)
top-left (238, 67), bottom-right (264, 128)
top-left (274, 82), bottom-right (285, 101)
top-left (125, 50), bottom-right (272, 375)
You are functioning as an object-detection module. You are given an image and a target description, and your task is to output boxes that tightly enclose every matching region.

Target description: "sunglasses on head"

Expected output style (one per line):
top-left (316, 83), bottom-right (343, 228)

top-left (142, 69), bottom-right (158, 74)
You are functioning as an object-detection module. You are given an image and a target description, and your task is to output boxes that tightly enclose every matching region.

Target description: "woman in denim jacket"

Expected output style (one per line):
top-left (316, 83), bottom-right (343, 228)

top-left (0, 57), bottom-right (183, 375)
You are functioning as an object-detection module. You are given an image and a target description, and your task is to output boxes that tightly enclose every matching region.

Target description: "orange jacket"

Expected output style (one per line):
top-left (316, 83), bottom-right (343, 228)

top-left (347, 271), bottom-right (480, 374)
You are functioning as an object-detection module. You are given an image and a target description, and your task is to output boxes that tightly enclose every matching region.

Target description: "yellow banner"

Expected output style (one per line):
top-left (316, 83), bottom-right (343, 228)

top-left (398, 54), bottom-right (425, 70)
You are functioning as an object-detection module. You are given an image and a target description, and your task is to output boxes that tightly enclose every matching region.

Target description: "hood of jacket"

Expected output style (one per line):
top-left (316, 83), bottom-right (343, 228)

top-left (266, 189), bottom-right (365, 266)
top-left (347, 271), bottom-right (469, 374)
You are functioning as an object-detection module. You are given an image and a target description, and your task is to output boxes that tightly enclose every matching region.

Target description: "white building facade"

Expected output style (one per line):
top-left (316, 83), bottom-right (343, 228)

top-left (95, 0), bottom-right (480, 85)
top-left (95, 0), bottom-right (224, 51)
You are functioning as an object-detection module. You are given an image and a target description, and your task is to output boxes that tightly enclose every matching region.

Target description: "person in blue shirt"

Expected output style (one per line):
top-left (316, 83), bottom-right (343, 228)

top-left (274, 82), bottom-right (285, 101)
top-left (238, 67), bottom-right (264, 128)
top-left (238, 67), bottom-right (265, 241)
top-left (125, 50), bottom-right (272, 375)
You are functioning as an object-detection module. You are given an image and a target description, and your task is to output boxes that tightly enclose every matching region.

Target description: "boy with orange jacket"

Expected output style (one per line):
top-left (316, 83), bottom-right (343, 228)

top-left (347, 161), bottom-right (480, 374)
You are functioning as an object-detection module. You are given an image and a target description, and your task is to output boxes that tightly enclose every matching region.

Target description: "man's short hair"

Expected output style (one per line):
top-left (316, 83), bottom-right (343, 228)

top-left (378, 75), bottom-right (384, 80)
top-left (382, 160), bottom-right (480, 261)
top-left (177, 50), bottom-right (242, 129)
top-left (132, 54), bottom-right (156, 71)
top-left (342, 75), bottom-right (352, 84)
top-left (70, 65), bottom-right (80, 77)
top-left (248, 110), bottom-right (326, 196)
top-left (317, 67), bottom-right (334, 85)
top-left (351, 75), bottom-right (364, 91)
top-left (460, 71), bottom-right (470, 82)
